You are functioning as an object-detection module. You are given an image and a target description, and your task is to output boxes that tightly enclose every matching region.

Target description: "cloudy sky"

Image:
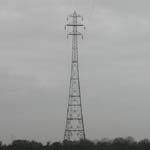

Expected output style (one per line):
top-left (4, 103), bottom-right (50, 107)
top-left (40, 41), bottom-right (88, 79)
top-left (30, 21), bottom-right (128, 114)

top-left (0, 0), bottom-right (150, 144)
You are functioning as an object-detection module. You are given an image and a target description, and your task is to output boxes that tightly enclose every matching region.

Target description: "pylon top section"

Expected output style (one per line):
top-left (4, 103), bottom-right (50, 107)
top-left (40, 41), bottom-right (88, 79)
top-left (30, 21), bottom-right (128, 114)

top-left (73, 11), bottom-right (77, 16)
top-left (65, 11), bottom-right (85, 39)
top-left (68, 11), bottom-right (83, 18)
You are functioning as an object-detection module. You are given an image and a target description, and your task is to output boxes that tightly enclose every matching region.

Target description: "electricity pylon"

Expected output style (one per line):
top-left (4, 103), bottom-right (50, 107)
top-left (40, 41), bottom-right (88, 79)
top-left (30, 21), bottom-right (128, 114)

top-left (64, 11), bottom-right (86, 141)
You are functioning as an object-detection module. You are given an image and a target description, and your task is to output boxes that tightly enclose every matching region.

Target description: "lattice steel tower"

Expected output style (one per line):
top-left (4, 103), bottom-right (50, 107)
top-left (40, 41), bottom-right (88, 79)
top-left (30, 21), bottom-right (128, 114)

top-left (64, 11), bottom-right (86, 141)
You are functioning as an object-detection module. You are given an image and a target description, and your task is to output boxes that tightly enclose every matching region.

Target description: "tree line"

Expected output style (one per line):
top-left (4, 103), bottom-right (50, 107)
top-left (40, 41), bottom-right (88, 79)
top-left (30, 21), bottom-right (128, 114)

top-left (0, 137), bottom-right (150, 150)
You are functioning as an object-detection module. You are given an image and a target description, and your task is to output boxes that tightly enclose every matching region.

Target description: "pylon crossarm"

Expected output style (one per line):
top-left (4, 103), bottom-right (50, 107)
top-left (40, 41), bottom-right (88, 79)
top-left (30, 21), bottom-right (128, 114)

top-left (66, 24), bottom-right (84, 26)
top-left (69, 14), bottom-right (82, 18)
top-left (68, 32), bottom-right (83, 36)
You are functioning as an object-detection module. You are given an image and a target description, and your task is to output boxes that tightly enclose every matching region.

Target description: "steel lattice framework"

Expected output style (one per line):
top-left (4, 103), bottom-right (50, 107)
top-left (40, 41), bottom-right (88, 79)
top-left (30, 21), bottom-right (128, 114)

top-left (64, 11), bottom-right (86, 141)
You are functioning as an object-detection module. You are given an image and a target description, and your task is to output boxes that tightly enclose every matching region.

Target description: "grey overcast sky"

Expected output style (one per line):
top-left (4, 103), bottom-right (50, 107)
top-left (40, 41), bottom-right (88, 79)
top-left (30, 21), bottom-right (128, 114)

top-left (0, 0), bottom-right (150, 144)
